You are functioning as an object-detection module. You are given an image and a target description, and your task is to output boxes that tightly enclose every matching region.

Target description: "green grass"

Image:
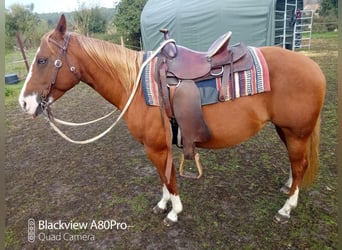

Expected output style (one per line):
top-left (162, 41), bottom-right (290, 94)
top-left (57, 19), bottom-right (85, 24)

top-left (5, 81), bottom-right (24, 107)
top-left (311, 31), bottom-right (338, 39)
top-left (4, 229), bottom-right (20, 249)
top-left (5, 49), bottom-right (36, 85)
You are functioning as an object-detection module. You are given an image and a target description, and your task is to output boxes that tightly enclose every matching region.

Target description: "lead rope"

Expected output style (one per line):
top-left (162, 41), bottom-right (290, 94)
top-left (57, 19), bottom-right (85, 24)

top-left (52, 109), bottom-right (118, 126)
top-left (45, 39), bottom-right (176, 144)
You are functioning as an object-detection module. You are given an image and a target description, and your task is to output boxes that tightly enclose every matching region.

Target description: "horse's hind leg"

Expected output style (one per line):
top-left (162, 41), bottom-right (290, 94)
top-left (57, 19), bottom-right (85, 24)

top-left (275, 125), bottom-right (292, 194)
top-left (274, 132), bottom-right (309, 223)
top-left (280, 168), bottom-right (293, 195)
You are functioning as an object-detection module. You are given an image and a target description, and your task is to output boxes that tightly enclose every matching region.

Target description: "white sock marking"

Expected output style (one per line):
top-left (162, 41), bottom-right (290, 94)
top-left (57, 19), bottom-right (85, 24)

top-left (157, 185), bottom-right (171, 210)
top-left (278, 186), bottom-right (299, 218)
top-left (167, 194), bottom-right (183, 222)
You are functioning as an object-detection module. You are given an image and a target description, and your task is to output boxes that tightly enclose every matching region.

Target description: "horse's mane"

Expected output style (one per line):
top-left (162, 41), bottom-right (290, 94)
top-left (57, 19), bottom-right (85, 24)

top-left (76, 34), bottom-right (143, 92)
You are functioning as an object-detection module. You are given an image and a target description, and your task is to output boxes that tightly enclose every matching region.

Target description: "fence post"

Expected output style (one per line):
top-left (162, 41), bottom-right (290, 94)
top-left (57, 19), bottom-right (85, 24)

top-left (120, 36), bottom-right (124, 47)
top-left (16, 32), bottom-right (30, 73)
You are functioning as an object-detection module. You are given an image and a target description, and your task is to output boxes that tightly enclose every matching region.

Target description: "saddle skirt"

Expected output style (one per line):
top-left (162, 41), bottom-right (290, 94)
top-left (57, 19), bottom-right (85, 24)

top-left (142, 46), bottom-right (270, 106)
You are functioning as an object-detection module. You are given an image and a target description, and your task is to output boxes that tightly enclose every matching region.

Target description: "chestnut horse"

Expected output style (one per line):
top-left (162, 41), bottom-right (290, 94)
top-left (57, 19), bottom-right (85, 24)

top-left (19, 15), bottom-right (326, 225)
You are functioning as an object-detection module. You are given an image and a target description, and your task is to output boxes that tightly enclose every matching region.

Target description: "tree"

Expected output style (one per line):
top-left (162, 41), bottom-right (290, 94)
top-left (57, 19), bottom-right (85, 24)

top-left (72, 3), bottom-right (107, 36)
top-left (113, 0), bottom-right (147, 49)
top-left (317, 0), bottom-right (338, 31)
top-left (72, 2), bottom-right (91, 36)
top-left (319, 0), bottom-right (338, 17)
top-left (5, 3), bottom-right (46, 49)
top-left (89, 7), bottom-right (107, 34)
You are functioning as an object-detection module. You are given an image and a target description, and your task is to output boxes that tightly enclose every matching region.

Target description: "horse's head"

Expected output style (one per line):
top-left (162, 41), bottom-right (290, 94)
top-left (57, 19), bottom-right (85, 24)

top-left (19, 14), bottom-right (81, 117)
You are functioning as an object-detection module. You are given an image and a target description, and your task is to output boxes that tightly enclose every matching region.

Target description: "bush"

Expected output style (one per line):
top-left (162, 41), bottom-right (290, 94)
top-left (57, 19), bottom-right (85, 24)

top-left (312, 15), bottom-right (338, 32)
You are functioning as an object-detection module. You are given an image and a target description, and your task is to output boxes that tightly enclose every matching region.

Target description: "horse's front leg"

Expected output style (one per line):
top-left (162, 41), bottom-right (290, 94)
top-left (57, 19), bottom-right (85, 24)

top-left (154, 184), bottom-right (183, 226)
top-left (145, 146), bottom-right (183, 226)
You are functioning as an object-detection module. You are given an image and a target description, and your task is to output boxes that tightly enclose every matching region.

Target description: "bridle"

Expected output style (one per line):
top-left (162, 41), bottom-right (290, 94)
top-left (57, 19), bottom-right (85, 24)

top-left (40, 32), bottom-right (80, 114)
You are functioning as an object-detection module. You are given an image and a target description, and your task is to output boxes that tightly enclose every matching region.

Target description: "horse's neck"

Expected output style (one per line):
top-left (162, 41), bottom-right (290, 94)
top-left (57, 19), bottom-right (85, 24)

top-left (76, 36), bottom-right (143, 110)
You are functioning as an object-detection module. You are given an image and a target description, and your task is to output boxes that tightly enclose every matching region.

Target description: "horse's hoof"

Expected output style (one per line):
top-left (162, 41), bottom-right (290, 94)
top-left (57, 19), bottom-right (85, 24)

top-left (163, 217), bottom-right (177, 227)
top-left (280, 185), bottom-right (291, 195)
top-left (153, 205), bottom-right (167, 215)
top-left (273, 212), bottom-right (290, 224)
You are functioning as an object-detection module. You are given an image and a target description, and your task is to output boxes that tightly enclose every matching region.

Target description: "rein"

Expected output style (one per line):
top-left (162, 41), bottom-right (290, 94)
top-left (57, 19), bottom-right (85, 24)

top-left (43, 36), bottom-right (176, 144)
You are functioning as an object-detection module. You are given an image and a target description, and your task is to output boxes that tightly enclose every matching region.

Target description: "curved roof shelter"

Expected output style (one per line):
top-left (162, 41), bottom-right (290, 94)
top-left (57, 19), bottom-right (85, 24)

top-left (141, 0), bottom-right (305, 51)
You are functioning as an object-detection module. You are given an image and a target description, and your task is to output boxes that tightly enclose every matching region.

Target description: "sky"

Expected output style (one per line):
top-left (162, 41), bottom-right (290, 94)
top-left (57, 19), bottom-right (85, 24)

top-left (5, 0), bottom-right (119, 13)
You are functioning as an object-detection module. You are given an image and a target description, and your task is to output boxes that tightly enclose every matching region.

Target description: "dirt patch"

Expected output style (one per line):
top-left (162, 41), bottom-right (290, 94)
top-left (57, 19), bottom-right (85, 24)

top-left (5, 37), bottom-right (338, 249)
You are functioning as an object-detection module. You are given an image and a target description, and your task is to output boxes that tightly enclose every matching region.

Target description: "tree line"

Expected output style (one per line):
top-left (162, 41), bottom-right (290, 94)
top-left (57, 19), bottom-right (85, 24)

top-left (5, 0), bottom-right (147, 51)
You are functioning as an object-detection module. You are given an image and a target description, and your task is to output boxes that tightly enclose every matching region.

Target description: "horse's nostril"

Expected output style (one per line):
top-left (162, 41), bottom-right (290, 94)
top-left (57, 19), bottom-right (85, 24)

top-left (22, 101), bottom-right (27, 110)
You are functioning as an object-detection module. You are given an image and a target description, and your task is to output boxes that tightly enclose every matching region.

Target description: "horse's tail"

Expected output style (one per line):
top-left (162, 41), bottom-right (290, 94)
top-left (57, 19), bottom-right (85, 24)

top-left (301, 116), bottom-right (321, 187)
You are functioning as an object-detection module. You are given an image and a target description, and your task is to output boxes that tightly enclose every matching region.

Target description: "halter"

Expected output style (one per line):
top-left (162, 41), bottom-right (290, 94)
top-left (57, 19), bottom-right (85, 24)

top-left (40, 32), bottom-right (80, 114)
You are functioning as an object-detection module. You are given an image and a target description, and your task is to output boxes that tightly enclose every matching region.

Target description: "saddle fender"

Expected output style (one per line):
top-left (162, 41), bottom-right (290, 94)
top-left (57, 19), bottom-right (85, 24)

top-left (172, 80), bottom-right (211, 159)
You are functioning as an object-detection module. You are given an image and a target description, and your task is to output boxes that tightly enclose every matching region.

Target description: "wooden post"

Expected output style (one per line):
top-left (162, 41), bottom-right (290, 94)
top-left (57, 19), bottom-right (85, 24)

top-left (120, 36), bottom-right (124, 47)
top-left (16, 32), bottom-right (30, 73)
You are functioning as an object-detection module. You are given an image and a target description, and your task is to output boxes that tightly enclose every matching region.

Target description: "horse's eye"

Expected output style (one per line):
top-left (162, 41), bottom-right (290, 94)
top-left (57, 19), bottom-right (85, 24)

top-left (37, 58), bottom-right (48, 65)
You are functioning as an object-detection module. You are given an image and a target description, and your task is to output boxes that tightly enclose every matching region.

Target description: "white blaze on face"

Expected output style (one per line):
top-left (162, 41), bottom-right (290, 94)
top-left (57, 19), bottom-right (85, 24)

top-left (18, 47), bottom-right (41, 115)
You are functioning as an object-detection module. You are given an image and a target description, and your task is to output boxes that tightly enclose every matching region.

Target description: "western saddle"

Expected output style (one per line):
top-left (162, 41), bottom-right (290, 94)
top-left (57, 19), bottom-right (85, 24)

top-left (154, 29), bottom-right (253, 179)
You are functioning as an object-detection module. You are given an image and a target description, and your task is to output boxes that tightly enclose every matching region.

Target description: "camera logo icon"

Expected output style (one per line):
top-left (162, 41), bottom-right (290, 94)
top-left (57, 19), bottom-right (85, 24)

top-left (27, 218), bottom-right (35, 243)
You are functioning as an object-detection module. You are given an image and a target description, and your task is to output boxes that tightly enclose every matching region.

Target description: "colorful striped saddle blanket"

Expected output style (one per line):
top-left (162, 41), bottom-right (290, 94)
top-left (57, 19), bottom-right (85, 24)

top-left (142, 46), bottom-right (270, 106)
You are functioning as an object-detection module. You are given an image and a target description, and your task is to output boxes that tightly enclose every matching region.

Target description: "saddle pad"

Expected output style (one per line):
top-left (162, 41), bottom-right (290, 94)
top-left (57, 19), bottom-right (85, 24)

top-left (142, 47), bottom-right (270, 106)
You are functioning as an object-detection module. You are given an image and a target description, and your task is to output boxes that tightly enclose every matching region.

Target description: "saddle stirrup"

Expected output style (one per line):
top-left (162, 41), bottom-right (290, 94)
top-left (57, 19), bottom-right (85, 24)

top-left (179, 153), bottom-right (203, 179)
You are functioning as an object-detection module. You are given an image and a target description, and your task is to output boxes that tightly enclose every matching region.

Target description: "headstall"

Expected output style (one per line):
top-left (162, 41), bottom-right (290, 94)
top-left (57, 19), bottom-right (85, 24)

top-left (40, 32), bottom-right (80, 114)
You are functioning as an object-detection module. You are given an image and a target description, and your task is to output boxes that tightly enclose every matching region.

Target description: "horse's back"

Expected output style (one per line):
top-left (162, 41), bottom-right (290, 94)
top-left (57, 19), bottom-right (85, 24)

top-left (260, 46), bottom-right (326, 88)
top-left (199, 46), bottom-right (326, 149)
top-left (260, 47), bottom-right (326, 128)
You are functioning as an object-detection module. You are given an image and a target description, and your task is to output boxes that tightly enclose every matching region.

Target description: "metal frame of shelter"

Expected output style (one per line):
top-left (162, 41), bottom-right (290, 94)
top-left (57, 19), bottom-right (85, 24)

top-left (274, 0), bottom-right (313, 50)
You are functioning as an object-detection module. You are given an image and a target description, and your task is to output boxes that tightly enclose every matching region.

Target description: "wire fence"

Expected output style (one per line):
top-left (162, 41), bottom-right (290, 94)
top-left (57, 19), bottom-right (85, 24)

top-left (5, 49), bottom-right (35, 80)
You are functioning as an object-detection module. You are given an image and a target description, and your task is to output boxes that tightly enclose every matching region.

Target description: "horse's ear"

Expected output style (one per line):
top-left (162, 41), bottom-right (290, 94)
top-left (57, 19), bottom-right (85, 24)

top-left (54, 14), bottom-right (67, 37)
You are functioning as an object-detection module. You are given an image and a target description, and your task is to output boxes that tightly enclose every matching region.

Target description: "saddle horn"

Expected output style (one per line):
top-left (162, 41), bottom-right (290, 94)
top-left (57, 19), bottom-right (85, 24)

top-left (160, 28), bottom-right (170, 40)
top-left (160, 28), bottom-right (177, 58)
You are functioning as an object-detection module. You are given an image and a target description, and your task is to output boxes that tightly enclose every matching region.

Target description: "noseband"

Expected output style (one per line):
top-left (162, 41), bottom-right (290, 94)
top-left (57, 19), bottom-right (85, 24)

top-left (40, 32), bottom-right (80, 113)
